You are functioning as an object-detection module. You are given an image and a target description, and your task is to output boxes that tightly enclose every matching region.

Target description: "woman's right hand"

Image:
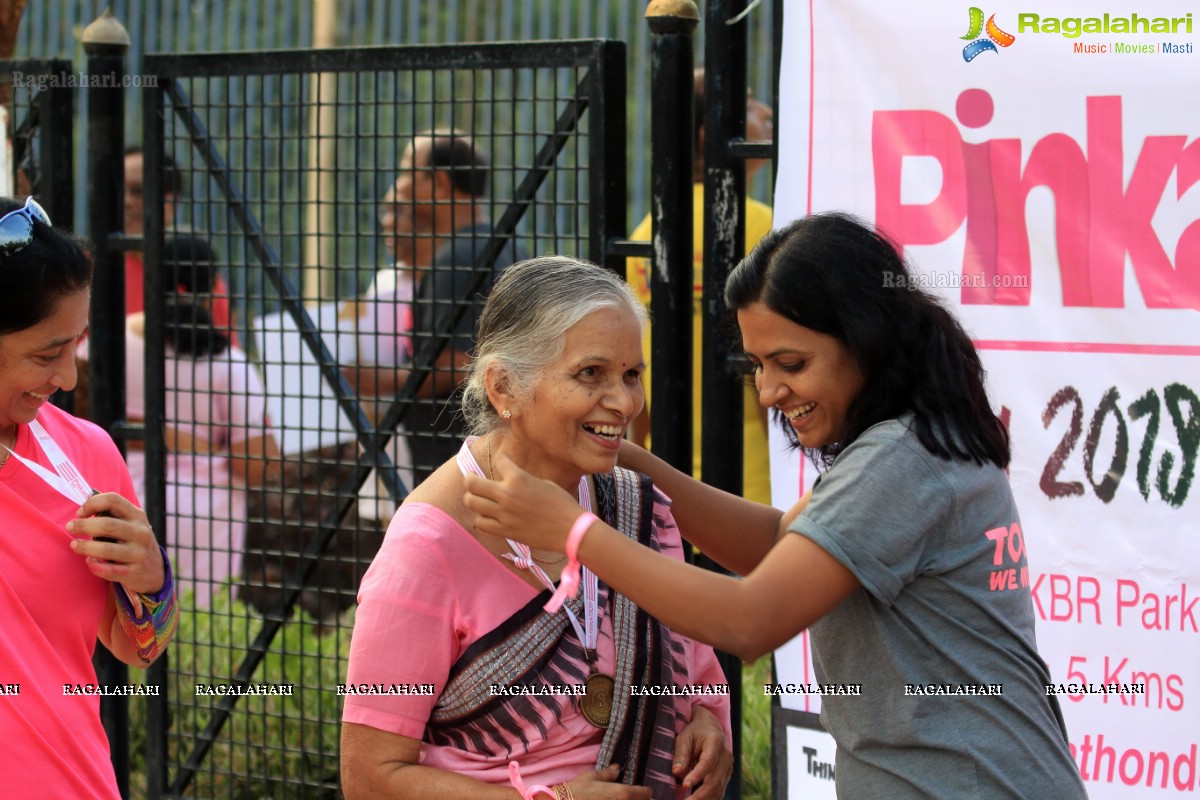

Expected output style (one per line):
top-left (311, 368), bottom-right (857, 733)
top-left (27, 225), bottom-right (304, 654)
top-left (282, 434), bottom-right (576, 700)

top-left (564, 763), bottom-right (652, 799)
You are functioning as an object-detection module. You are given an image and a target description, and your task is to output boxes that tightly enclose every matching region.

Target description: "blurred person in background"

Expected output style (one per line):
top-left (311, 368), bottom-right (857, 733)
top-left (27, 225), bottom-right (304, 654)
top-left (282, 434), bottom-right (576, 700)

top-left (123, 145), bottom-right (234, 334)
top-left (345, 130), bottom-right (526, 483)
top-left (341, 178), bottom-right (439, 515)
top-left (83, 234), bottom-right (278, 608)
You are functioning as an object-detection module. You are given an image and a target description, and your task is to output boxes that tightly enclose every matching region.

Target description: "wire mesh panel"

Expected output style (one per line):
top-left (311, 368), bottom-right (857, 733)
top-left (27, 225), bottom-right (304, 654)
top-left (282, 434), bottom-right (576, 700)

top-left (139, 41), bottom-right (624, 798)
top-left (17, 0), bottom-right (775, 237)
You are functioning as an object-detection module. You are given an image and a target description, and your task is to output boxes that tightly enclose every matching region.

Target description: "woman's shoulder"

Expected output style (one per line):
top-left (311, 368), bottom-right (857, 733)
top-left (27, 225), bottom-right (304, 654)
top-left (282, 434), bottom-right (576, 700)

top-left (838, 414), bottom-right (1006, 496)
top-left (383, 463), bottom-right (481, 549)
top-left (824, 415), bottom-right (959, 497)
top-left (404, 460), bottom-right (472, 519)
top-left (856, 414), bottom-right (918, 444)
top-left (833, 415), bottom-right (924, 467)
top-left (385, 499), bottom-right (467, 545)
top-left (365, 502), bottom-right (468, 584)
top-left (366, 497), bottom-right (514, 608)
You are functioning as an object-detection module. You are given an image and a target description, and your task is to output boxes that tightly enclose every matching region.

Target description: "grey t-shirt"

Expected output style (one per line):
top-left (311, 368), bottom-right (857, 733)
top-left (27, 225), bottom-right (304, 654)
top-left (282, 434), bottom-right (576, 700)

top-left (789, 416), bottom-right (1085, 799)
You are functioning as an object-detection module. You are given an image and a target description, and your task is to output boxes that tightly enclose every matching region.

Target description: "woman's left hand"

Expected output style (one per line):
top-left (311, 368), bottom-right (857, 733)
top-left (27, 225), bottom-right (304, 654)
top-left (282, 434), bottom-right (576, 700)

top-left (67, 492), bottom-right (166, 595)
top-left (463, 452), bottom-right (583, 552)
top-left (672, 705), bottom-right (733, 798)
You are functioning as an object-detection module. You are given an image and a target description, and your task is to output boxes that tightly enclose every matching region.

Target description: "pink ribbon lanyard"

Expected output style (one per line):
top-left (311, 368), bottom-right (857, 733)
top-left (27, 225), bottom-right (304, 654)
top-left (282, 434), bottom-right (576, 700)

top-left (3, 420), bottom-right (93, 505)
top-left (6, 420), bottom-right (143, 609)
top-left (456, 439), bottom-right (599, 654)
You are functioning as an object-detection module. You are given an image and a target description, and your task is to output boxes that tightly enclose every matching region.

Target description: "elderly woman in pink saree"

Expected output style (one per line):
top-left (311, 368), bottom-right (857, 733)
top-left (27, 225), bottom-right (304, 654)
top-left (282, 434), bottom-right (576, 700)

top-left (341, 257), bottom-right (733, 800)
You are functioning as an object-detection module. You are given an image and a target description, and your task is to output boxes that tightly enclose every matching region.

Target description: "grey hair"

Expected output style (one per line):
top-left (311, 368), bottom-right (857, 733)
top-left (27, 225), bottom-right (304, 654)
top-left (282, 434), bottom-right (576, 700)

top-left (462, 255), bottom-right (647, 435)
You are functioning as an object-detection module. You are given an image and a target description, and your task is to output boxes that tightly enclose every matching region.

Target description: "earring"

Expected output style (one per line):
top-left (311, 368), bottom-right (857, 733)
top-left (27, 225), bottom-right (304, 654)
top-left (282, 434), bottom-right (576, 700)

top-left (502, 409), bottom-right (512, 419)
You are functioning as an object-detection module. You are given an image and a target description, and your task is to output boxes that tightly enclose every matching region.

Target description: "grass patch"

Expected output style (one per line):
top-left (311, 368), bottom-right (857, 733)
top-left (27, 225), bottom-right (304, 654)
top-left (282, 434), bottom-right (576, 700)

top-left (129, 588), bottom-right (353, 798)
top-left (741, 657), bottom-right (773, 799)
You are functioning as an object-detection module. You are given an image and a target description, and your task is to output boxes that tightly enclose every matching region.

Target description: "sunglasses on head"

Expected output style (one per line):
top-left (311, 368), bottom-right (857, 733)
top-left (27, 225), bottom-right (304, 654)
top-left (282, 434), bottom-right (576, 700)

top-left (0, 196), bottom-right (52, 257)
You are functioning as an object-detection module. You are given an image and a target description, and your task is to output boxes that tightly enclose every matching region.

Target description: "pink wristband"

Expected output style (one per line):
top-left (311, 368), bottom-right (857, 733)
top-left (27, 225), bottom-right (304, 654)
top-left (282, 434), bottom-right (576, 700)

top-left (508, 760), bottom-right (557, 799)
top-left (566, 510), bottom-right (599, 562)
top-left (542, 511), bottom-right (599, 614)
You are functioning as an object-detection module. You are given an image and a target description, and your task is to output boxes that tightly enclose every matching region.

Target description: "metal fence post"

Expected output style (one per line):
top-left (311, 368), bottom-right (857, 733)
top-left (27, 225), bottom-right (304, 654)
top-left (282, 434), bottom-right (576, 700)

top-left (142, 62), bottom-right (170, 800)
top-left (592, 40), bottom-right (628, 277)
top-left (38, 62), bottom-right (74, 230)
top-left (644, 0), bottom-right (697, 478)
top-left (701, 1), bottom-right (747, 500)
top-left (82, 10), bottom-right (132, 798)
top-left (703, 0), bottom-right (754, 796)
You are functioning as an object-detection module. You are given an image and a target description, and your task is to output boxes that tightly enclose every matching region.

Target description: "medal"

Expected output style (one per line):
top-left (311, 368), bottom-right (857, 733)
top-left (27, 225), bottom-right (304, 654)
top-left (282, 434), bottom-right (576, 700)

top-left (583, 671), bottom-right (619, 724)
top-left (581, 666), bottom-right (615, 728)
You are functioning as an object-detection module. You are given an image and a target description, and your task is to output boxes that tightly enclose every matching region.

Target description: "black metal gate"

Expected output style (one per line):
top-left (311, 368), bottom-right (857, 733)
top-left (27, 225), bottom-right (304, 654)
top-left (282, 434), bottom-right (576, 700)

top-left (0, 59), bottom-right (74, 229)
top-left (137, 40), bottom-right (626, 798)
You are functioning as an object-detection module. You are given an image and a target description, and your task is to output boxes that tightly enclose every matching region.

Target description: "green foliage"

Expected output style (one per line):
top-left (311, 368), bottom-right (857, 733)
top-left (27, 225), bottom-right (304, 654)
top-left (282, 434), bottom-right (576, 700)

top-left (129, 589), bottom-right (354, 799)
top-left (741, 658), bottom-right (773, 799)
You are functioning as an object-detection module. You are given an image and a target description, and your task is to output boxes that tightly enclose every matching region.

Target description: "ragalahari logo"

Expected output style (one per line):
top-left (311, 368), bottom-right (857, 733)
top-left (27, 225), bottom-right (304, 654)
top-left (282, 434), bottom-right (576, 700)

top-left (962, 7), bottom-right (1016, 61)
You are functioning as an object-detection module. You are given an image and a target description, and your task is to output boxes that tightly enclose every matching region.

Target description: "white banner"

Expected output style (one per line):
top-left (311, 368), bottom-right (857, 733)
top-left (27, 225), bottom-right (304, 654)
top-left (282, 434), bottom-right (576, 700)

top-left (773, 1), bottom-right (1200, 795)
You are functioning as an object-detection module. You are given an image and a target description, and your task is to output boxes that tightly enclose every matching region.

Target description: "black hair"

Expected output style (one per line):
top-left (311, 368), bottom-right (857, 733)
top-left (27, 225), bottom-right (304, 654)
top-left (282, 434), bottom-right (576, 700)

top-left (425, 133), bottom-right (489, 197)
top-left (0, 196), bottom-right (92, 336)
top-left (161, 234), bottom-right (228, 357)
top-left (124, 144), bottom-right (182, 197)
top-left (725, 212), bottom-right (1010, 469)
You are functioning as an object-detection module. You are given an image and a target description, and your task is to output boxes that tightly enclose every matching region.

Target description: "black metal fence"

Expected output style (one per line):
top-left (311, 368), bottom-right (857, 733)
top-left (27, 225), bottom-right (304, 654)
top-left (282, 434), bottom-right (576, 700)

top-left (9, 0), bottom-right (779, 796)
top-left (17, 0), bottom-right (777, 239)
top-left (136, 39), bottom-right (626, 798)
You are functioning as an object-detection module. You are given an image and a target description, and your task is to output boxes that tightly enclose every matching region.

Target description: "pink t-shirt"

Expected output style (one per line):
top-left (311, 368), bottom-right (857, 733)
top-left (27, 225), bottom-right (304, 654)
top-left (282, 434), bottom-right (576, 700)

top-left (344, 495), bottom-right (731, 796)
top-left (0, 404), bottom-right (140, 799)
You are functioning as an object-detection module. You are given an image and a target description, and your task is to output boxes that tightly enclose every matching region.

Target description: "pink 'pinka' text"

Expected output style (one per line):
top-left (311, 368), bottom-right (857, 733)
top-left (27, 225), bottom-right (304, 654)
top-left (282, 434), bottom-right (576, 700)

top-left (873, 90), bottom-right (1200, 310)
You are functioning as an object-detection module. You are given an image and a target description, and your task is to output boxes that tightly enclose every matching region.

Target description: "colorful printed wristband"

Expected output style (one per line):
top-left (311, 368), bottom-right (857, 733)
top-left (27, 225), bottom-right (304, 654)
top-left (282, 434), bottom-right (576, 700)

top-left (543, 511), bottom-right (599, 614)
top-left (113, 546), bottom-right (179, 665)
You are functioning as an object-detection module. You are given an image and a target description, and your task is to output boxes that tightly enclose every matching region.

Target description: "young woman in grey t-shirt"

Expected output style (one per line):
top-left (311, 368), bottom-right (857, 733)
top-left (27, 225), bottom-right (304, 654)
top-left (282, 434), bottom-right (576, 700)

top-left (465, 213), bottom-right (1087, 799)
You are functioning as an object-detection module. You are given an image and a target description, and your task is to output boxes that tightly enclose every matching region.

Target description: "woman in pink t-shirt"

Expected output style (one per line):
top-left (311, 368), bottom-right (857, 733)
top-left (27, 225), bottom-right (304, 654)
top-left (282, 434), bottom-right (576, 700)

top-left (341, 257), bottom-right (733, 800)
top-left (0, 196), bottom-right (178, 797)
